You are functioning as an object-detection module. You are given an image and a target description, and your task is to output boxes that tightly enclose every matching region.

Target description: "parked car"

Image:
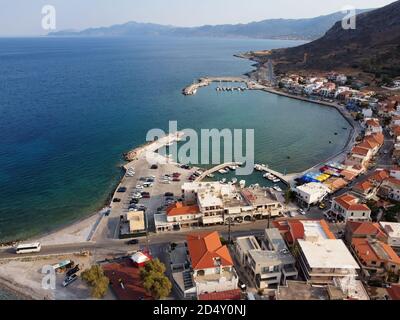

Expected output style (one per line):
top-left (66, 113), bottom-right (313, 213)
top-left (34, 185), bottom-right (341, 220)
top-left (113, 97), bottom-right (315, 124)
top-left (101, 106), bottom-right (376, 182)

top-left (172, 178), bottom-right (181, 182)
top-left (117, 187), bottom-right (127, 193)
top-left (150, 165), bottom-right (158, 170)
top-left (126, 239), bottom-right (139, 245)
top-left (112, 198), bottom-right (121, 203)
top-left (66, 265), bottom-right (80, 277)
top-left (298, 209), bottom-right (306, 215)
top-left (164, 192), bottom-right (174, 197)
top-left (62, 274), bottom-right (78, 287)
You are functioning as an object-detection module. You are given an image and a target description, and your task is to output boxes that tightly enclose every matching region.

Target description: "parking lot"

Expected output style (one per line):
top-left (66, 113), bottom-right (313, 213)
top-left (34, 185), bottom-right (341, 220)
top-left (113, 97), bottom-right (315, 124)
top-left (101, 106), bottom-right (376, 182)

top-left (103, 156), bottom-right (199, 239)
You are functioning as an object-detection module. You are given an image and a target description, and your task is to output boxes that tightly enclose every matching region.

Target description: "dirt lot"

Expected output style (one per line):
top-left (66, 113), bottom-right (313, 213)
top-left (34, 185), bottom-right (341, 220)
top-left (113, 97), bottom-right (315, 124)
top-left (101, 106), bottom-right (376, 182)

top-left (0, 254), bottom-right (115, 300)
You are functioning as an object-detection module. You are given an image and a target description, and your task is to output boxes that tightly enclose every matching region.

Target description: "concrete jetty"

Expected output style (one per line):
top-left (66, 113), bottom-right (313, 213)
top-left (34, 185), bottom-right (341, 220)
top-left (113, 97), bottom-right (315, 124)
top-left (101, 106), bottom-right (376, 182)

top-left (195, 162), bottom-right (241, 182)
top-left (182, 76), bottom-right (255, 95)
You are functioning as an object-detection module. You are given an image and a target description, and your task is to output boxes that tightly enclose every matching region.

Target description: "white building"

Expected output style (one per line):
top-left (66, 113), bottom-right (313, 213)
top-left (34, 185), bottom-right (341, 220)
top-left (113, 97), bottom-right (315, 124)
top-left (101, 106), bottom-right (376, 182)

top-left (331, 194), bottom-right (371, 221)
top-left (380, 222), bottom-right (400, 248)
top-left (362, 108), bottom-right (373, 118)
top-left (297, 238), bottom-right (360, 284)
top-left (187, 231), bottom-right (239, 297)
top-left (295, 182), bottom-right (330, 207)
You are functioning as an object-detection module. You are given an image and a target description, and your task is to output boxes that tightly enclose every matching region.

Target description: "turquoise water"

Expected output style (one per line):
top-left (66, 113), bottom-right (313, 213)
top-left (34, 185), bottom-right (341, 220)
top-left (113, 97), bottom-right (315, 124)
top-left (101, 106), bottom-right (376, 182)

top-left (0, 36), bottom-right (349, 242)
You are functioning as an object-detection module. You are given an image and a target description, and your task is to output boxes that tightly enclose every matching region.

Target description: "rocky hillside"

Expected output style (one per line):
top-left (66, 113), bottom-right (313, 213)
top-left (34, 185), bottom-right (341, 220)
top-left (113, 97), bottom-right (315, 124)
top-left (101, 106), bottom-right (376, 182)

top-left (262, 1), bottom-right (400, 78)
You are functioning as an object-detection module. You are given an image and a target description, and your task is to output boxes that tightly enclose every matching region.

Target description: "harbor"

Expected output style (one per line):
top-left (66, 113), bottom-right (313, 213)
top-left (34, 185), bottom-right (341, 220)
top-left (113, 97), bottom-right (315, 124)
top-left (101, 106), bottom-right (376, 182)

top-left (182, 76), bottom-right (261, 95)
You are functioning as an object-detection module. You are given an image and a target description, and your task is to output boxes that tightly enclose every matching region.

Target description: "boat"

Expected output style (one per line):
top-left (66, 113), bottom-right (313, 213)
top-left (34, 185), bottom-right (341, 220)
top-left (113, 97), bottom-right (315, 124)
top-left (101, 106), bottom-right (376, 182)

top-left (239, 180), bottom-right (246, 188)
top-left (220, 178), bottom-right (227, 184)
top-left (207, 173), bottom-right (215, 178)
top-left (218, 169), bottom-right (229, 174)
top-left (231, 178), bottom-right (238, 184)
top-left (272, 178), bottom-right (281, 183)
top-left (273, 185), bottom-right (283, 192)
top-left (264, 173), bottom-right (275, 181)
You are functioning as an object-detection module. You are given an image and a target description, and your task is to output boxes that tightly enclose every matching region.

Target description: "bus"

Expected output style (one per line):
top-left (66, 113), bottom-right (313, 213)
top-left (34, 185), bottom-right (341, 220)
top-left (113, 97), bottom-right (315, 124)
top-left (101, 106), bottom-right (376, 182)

top-left (15, 242), bottom-right (41, 254)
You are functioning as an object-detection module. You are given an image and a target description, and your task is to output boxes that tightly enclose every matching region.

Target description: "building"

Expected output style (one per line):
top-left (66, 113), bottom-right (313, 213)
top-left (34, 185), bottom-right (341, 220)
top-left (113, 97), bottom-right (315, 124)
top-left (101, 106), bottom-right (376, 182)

top-left (130, 251), bottom-right (152, 268)
top-left (119, 210), bottom-right (147, 239)
top-left (365, 118), bottom-right (382, 134)
top-left (179, 182), bottom-right (284, 227)
top-left (351, 238), bottom-right (400, 281)
top-left (154, 202), bottom-right (202, 233)
top-left (352, 180), bottom-right (376, 199)
top-left (235, 229), bottom-right (298, 289)
top-left (295, 182), bottom-right (330, 207)
top-left (272, 219), bottom-right (336, 247)
top-left (240, 188), bottom-right (284, 219)
top-left (297, 238), bottom-right (360, 284)
top-left (379, 177), bottom-right (400, 201)
top-left (345, 221), bottom-right (387, 245)
top-left (380, 222), bottom-right (400, 248)
top-left (186, 231), bottom-right (239, 297)
top-left (345, 146), bottom-right (373, 168)
top-left (331, 194), bottom-right (371, 221)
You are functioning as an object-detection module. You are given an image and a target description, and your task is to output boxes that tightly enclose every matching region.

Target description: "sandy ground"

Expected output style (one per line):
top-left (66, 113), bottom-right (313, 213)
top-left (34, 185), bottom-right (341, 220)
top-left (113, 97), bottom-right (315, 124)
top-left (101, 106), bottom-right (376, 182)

top-left (34, 213), bottom-right (103, 246)
top-left (0, 254), bottom-right (115, 300)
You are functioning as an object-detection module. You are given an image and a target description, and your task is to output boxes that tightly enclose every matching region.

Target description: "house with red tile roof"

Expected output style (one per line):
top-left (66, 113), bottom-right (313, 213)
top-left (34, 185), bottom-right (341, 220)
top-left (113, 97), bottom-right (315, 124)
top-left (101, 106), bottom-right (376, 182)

top-left (340, 169), bottom-right (359, 182)
top-left (369, 169), bottom-right (390, 186)
top-left (331, 194), bottom-right (371, 222)
top-left (198, 289), bottom-right (242, 301)
top-left (344, 221), bottom-right (387, 245)
top-left (345, 146), bottom-right (373, 169)
top-left (272, 219), bottom-right (335, 246)
top-left (353, 180), bottom-right (376, 199)
top-left (351, 238), bottom-right (400, 281)
top-left (379, 177), bottom-right (400, 202)
top-left (364, 118), bottom-right (382, 134)
top-left (367, 132), bottom-right (384, 147)
top-left (186, 231), bottom-right (239, 297)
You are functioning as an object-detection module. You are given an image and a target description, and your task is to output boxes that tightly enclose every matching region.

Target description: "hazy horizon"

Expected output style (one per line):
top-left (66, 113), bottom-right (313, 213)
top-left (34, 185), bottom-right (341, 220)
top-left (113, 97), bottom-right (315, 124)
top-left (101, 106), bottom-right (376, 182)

top-left (0, 0), bottom-right (397, 36)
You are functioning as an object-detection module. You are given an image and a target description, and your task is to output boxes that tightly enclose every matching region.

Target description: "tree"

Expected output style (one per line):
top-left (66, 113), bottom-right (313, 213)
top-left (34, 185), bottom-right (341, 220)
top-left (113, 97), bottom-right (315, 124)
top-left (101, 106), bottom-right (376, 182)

top-left (81, 265), bottom-right (110, 299)
top-left (284, 189), bottom-right (296, 205)
top-left (140, 259), bottom-right (172, 299)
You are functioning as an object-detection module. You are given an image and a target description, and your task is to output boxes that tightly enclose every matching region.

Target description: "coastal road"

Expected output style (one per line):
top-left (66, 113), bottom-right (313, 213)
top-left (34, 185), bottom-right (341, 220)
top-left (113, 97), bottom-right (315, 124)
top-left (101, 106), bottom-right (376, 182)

top-left (0, 220), bottom-right (271, 260)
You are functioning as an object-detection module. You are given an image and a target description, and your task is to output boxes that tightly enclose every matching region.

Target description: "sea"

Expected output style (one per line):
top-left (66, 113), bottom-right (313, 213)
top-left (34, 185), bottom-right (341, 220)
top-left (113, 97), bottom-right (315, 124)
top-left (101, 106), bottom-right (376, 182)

top-left (0, 36), bottom-right (350, 244)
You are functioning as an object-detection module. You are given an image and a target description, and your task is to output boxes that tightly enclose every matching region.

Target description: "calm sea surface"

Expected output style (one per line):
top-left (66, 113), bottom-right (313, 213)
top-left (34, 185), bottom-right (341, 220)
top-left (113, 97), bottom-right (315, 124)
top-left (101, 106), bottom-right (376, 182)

top-left (0, 36), bottom-right (349, 243)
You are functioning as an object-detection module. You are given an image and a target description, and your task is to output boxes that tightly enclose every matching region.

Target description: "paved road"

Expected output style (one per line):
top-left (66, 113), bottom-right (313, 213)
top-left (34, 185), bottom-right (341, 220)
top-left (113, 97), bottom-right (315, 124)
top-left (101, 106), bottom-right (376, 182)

top-left (0, 220), bottom-right (269, 260)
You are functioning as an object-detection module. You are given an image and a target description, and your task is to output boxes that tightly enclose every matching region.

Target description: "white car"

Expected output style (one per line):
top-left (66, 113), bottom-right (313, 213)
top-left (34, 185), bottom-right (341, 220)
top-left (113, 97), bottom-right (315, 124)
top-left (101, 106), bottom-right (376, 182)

top-left (298, 209), bottom-right (306, 215)
top-left (290, 212), bottom-right (297, 218)
top-left (135, 185), bottom-right (144, 189)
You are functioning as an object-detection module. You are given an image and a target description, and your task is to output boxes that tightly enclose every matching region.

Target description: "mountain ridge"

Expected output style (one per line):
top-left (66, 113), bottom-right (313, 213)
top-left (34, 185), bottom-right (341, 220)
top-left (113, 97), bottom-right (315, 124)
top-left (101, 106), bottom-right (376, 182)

top-left (49, 10), bottom-right (369, 41)
top-left (257, 1), bottom-right (400, 78)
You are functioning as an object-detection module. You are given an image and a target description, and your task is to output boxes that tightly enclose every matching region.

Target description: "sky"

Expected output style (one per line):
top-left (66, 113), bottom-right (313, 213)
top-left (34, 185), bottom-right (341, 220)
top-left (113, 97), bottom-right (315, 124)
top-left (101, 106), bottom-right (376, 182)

top-left (0, 0), bottom-right (397, 36)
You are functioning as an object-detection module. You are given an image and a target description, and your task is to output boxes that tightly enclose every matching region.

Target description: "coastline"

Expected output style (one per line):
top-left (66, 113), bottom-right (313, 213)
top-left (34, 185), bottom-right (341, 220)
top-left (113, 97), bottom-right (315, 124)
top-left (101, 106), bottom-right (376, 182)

top-left (2, 53), bottom-right (358, 247)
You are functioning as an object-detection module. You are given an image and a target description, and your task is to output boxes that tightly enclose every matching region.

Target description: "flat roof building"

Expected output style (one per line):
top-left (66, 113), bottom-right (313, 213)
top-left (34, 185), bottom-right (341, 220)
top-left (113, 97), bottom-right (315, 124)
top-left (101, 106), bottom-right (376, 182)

top-left (297, 238), bottom-right (360, 284)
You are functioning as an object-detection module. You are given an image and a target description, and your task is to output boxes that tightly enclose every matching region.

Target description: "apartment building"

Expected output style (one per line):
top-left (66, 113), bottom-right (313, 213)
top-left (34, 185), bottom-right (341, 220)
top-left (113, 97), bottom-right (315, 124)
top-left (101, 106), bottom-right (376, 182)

top-left (235, 229), bottom-right (297, 289)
